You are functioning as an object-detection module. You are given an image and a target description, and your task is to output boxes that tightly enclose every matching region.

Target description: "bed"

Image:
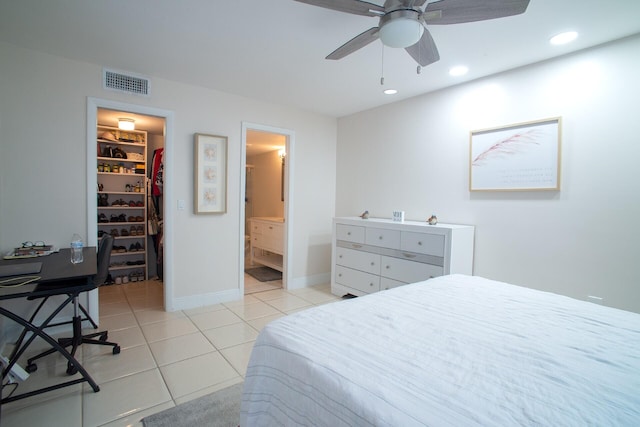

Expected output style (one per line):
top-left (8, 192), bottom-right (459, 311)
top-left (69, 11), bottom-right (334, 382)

top-left (240, 274), bottom-right (640, 426)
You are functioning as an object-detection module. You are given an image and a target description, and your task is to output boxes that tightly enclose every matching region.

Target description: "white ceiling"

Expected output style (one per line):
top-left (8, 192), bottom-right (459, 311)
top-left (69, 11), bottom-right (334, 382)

top-left (1, 0), bottom-right (640, 119)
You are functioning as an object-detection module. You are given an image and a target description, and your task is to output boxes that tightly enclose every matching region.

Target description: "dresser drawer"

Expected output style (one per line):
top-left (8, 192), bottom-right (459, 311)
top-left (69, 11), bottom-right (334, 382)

top-left (335, 265), bottom-right (380, 294)
top-left (335, 247), bottom-right (380, 274)
top-left (365, 228), bottom-right (400, 249)
top-left (336, 224), bottom-right (365, 243)
top-left (381, 277), bottom-right (406, 291)
top-left (381, 256), bottom-right (443, 283)
top-left (400, 231), bottom-right (445, 257)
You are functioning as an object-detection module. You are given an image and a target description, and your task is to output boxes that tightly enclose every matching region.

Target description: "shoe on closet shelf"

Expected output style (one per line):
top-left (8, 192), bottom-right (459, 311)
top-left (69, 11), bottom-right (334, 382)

top-left (98, 213), bottom-right (109, 223)
top-left (121, 228), bottom-right (129, 236)
top-left (130, 226), bottom-right (137, 236)
top-left (111, 229), bottom-right (119, 237)
top-left (137, 225), bottom-right (144, 235)
top-left (115, 276), bottom-right (122, 285)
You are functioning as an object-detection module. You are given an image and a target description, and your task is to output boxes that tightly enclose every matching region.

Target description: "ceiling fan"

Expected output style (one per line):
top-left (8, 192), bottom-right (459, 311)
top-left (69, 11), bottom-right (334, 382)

top-left (294, 0), bottom-right (530, 67)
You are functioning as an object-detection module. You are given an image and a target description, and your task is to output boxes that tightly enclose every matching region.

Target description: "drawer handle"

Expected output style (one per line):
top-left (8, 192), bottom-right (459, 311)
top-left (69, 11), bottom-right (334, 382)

top-left (347, 232), bottom-right (351, 235)
top-left (403, 253), bottom-right (416, 259)
top-left (418, 241), bottom-right (422, 246)
top-left (339, 255), bottom-right (343, 258)
top-left (370, 262), bottom-right (375, 266)
top-left (338, 273), bottom-right (342, 277)
top-left (351, 244), bottom-right (362, 249)
top-left (369, 283), bottom-right (374, 287)
top-left (385, 265), bottom-right (390, 269)
top-left (378, 236), bottom-right (383, 240)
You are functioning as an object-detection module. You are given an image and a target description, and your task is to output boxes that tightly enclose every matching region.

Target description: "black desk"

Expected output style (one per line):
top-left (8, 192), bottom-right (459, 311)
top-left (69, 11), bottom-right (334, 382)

top-left (0, 248), bottom-right (100, 408)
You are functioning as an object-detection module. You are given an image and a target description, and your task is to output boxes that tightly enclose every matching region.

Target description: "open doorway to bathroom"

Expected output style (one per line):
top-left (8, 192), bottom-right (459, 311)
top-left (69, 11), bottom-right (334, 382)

top-left (242, 124), bottom-right (292, 295)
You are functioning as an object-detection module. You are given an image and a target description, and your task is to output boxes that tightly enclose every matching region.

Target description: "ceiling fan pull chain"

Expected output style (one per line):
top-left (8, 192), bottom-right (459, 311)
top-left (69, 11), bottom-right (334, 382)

top-left (380, 44), bottom-right (385, 86)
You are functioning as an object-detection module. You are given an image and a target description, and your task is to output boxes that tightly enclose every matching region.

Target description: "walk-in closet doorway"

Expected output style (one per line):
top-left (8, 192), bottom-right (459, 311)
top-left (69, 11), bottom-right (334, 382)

top-left (87, 98), bottom-right (175, 319)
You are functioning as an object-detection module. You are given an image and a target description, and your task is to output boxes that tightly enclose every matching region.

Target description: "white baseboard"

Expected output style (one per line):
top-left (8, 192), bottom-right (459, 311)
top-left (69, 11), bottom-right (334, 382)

top-left (168, 288), bottom-right (241, 312)
top-left (287, 272), bottom-right (331, 290)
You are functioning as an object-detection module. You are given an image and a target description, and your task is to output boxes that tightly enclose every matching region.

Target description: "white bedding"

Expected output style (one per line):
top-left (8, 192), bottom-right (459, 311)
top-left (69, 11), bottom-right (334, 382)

top-left (240, 274), bottom-right (640, 426)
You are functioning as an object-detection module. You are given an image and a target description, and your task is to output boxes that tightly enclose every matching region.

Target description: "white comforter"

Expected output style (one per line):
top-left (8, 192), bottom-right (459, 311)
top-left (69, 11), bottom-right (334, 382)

top-left (240, 274), bottom-right (640, 426)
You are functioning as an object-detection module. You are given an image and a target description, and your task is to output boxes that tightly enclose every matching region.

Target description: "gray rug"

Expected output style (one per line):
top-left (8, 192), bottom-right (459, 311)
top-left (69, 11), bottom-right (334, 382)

top-left (142, 383), bottom-right (242, 427)
top-left (245, 266), bottom-right (282, 282)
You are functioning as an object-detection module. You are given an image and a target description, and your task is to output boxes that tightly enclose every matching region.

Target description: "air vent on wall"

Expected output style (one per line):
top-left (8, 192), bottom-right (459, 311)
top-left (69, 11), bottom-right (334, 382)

top-left (103, 68), bottom-right (151, 96)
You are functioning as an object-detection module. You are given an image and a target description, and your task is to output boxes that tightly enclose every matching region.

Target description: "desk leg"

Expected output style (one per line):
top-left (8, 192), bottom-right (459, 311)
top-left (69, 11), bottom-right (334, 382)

top-left (0, 306), bottom-right (100, 405)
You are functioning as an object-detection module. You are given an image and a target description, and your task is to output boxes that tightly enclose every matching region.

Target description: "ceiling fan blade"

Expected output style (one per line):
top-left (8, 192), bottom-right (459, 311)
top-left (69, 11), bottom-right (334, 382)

top-left (405, 27), bottom-right (440, 66)
top-left (424, 0), bottom-right (530, 25)
top-left (327, 27), bottom-right (380, 60)
top-left (294, 0), bottom-right (384, 17)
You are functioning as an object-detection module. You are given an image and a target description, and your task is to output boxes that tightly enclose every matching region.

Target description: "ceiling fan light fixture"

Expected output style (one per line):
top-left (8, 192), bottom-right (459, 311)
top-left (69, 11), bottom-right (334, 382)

top-left (379, 10), bottom-right (424, 48)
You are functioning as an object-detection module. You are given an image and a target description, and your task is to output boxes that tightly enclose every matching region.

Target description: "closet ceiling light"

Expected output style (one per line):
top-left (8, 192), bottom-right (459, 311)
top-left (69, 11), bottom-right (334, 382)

top-left (118, 118), bottom-right (136, 130)
top-left (383, 89), bottom-right (398, 95)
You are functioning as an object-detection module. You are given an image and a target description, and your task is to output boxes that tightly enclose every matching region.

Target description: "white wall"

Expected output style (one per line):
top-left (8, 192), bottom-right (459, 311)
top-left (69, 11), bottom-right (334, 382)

top-left (0, 42), bottom-right (336, 317)
top-left (337, 35), bottom-right (640, 313)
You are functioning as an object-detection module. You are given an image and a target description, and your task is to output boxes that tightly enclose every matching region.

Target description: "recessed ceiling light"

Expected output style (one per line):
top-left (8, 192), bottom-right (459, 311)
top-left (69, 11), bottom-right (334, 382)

top-left (449, 65), bottom-right (469, 76)
top-left (550, 31), bottom-right (578, 45)
top-left (383, 89), bottom-right (398, 95)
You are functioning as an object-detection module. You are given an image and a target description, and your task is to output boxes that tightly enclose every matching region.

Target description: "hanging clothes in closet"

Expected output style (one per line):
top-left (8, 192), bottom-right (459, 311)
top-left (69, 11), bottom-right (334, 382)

top-left (151, 148), bottom-right (164, 199)
top-left (149, 148), bottom-right (164, 280)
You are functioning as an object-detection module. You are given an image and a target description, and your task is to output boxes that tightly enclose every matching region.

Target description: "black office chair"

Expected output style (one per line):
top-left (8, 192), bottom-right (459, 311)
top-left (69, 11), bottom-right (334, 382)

top-left (24, 234), bottom-right (120, 375)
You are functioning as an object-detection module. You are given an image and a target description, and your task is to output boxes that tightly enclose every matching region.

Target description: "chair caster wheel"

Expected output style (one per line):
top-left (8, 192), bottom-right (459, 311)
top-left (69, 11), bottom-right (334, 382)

top-left (113, 345), bottom-right (121, 355)
top-left (66, 363), bottom-right (78, 375)
top-left (26, 363), bottom-right (37, 373)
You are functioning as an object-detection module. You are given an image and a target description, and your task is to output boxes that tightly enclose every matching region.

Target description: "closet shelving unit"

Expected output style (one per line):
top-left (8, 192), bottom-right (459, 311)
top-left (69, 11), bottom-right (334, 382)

top-left (97, 125), bottom-right (148, 282)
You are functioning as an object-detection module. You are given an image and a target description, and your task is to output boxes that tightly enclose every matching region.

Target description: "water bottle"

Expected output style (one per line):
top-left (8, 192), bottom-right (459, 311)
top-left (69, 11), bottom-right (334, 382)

top-left (70, 233), bottom-right (84, 264)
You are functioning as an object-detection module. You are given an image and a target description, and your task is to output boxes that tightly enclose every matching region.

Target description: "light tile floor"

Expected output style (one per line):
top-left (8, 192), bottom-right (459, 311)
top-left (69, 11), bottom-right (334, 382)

top-left (1, 276), bottom-right (339, 426)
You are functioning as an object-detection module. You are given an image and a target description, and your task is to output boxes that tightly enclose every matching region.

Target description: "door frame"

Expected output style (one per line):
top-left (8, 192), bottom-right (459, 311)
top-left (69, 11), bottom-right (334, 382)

top-left (86, 97), bottom-right (175, 318)
top-left (240, 122), bottom-right (295, 292)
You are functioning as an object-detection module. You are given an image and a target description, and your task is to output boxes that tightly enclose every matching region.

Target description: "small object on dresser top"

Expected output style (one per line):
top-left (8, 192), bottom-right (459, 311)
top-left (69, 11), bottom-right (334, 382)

top-left (392, 210), bottom-right (405, 222)
top-left (359, 210), bottom-right (369, 219)
top-left (427, 215), bottom-right (437, 225)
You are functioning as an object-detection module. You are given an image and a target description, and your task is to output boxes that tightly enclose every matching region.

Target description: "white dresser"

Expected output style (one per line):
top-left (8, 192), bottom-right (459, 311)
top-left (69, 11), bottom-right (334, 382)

top-left (331, 217), bottom-right (474, 297)
top-left (249, 217), bottom-right (284, 272)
